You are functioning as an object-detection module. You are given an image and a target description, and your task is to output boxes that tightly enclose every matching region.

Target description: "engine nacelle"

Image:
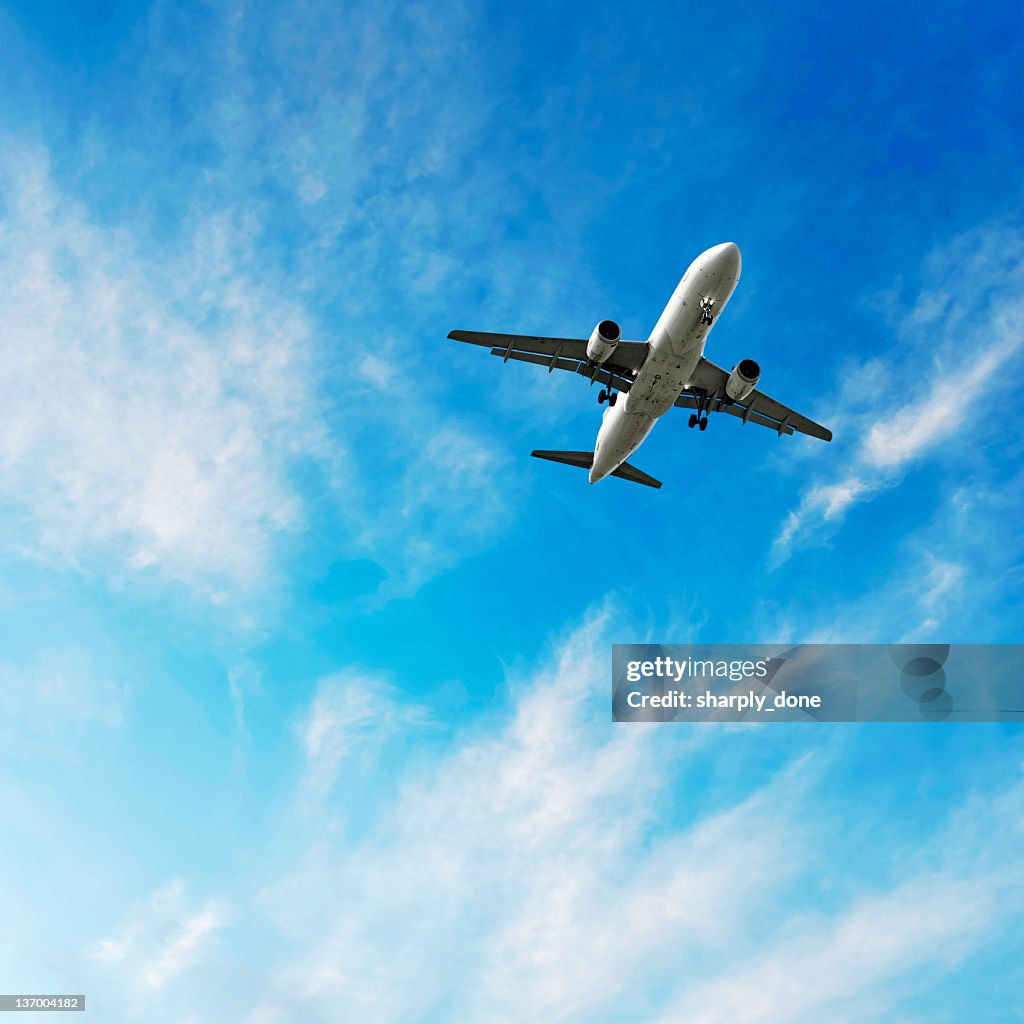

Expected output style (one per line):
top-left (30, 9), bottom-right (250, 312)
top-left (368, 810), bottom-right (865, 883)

top-left (725, 358), bottom-right (761, 402)
top-left (586, 319), bottom-right (621, 364)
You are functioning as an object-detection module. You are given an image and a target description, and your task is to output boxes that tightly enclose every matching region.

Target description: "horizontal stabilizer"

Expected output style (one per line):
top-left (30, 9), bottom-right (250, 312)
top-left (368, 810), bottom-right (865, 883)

top-left (611, 461), bottom-right (662, 489)
top-left (531, 449), bottom-right (593, 470)
top-left (530, 450), bottom-right (662, 489)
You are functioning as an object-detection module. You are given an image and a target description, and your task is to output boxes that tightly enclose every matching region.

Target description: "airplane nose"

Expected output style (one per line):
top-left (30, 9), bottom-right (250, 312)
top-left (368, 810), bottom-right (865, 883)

top-left (713, 241), bottom-right (741, 274)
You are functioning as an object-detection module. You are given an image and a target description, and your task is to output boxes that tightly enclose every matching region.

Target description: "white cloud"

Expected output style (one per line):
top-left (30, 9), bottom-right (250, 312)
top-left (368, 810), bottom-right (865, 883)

top-left (773, 221), bottom-right (1024, 565)
top-left (773, 476), bottom-right (872, 560)
top-left (0, 650), bottom-right (126, 755)
top-left (653, 776), bottom-right (1024, 1023)
top-left (299, 670), bottom-right (432, 796)
top-left (329, 338), bottom-right (515, 601)
top-left (257, 607), bottom-right (718, 1018)
top-left (0, 142), bottom-right (331, 596)
top-left (0, 136), bottom-right (516, 602)
top-left (1, 0), bottom-right (652, 602)
top-left (657, 874), bottom-right (1004, 1023)
top-left (228, 664), bottom-right (261, 740)
top-left (916, 555), bottom-right (967, 633)
top-left (92, 881), bottom-right (227, 992)
top-left (860, 332), bottom-right (1016, 471)
top-left (774, 477), bottom-right (1019, 643)
top-left (245, 607), bottom-right (1024, 1022)
top-left (7, 604), bottom-right (1020, 1024)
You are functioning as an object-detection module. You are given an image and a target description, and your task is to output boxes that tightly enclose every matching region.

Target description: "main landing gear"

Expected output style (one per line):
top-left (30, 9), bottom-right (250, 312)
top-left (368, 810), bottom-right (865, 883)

top-left (688, 390), bottom-right (711, 431)
top-left (598, 389), bottom-right (618, 407)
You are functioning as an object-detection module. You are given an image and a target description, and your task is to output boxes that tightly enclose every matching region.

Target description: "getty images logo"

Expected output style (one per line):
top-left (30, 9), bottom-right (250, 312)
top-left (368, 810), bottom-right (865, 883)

top-left (889, 644), bottom-right (953, 720)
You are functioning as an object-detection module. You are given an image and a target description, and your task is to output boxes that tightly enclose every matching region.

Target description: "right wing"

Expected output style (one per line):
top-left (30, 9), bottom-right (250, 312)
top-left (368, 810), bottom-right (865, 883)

top-left (680, 356), bottom-right (833, 441)
top-left (448, 330), bottom-right (648, 393)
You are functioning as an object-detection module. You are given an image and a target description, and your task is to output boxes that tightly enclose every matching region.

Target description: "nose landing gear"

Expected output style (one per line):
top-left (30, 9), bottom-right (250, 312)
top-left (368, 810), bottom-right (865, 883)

top-left (698, 296), bottom-right (716, 326)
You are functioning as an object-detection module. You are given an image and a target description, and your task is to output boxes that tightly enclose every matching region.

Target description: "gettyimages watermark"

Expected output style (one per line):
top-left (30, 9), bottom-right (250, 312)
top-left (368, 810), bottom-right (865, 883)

top-left (612, 645), bottom-right (1024, 722)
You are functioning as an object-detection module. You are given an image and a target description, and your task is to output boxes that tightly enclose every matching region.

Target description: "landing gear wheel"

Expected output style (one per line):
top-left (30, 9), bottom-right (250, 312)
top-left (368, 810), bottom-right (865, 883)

top-left (598, 389), bottom-right (608, 405)
top-left (688, 413), bottom-right (698, 428)
top-left (699, 417), bottom-right (708, 431)
top-left (608, 392), bottom-right (617, 406)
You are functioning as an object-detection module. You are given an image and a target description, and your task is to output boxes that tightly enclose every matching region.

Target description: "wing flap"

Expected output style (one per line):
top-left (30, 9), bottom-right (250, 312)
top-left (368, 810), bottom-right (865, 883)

top-left (487, 347), bottom-right (637, 392)
top-left (489, 348), bottom-right (582, 375)
top-left (674, 392), bottom-right (795, 435)
top-left (575, 364), bottom-right (635, 392)
top-left (451, 329), bottom-right (648, 372)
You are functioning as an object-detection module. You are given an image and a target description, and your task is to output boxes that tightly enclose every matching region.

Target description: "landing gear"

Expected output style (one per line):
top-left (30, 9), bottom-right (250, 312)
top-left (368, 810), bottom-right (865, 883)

top-left (698, 296), bottom-right (716, 326)
top-left (688, 391), bottom-right (712, 430)
top-left (598, 389), bottom-right (618, 407)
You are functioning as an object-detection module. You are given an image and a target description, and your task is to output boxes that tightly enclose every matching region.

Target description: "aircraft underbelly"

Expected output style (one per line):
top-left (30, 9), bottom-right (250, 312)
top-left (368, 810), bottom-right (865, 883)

top-left (589, 242), bottom-right (744, 483)
top-left (627, 345), bottom-right (700, 417)
top-left (656, 254), bottom-right (739, 351)
top-left (604, 411), bottom-right (655, 464)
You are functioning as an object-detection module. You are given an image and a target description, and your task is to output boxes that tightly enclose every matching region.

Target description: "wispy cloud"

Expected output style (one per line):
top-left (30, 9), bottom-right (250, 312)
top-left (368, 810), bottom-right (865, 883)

top-left (654, 775), bottom-right (1024, 1023)
top-left (8, 604), bottom-right (1023, 1023)
top-left (227, 664), bottom-right (261, 741)
top-left (0, 134), bottom-right (517, 602)
top-left (772, 221), bottom-right (1024, 566)
top-left (0, 0), bottom-right (557, 603)
top-left (765, 469), bottom-right (1024, 642)
top-left (0, 650), bottom-right (126, 756)
top-left (245, 606), bottom-right (1024, 1022)
top-left (299, 669), bottom-right (432, 797)
top-left (0, 142), bottom-right (333, 597)
top-left (337, 349), bottom-right (514, 602)
top-left (658, 874), bottom-right (1007, 1023)
top-left (92, 880), bottom-right (226, 991)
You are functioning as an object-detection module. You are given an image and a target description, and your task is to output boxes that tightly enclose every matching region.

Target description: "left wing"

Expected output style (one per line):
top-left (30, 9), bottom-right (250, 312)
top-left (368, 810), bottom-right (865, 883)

top-left (679, 357), bottom-right (832, 441)
top-left (448, 330), bottom-right (648, 393)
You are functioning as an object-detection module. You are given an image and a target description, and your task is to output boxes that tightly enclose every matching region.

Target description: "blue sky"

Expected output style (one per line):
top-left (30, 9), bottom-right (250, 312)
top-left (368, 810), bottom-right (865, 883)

top-left (0, 0), bottom-right (1022, 1020)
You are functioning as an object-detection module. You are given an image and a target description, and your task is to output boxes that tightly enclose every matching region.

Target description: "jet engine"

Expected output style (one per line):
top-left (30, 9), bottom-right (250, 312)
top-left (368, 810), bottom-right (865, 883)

top-left (586, 319), bottom-right (621, 364)
top-left (725, 358), bottom-right (761, 402)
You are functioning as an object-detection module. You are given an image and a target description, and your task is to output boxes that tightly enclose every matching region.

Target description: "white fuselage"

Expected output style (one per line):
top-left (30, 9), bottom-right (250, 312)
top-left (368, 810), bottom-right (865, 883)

top-left (590, 242), bottom-right (742, 483)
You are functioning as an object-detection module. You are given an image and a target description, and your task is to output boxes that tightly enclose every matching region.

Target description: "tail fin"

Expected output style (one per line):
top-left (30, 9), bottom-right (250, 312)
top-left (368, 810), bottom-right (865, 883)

top-left (530, 450), bottom-right (662, 489)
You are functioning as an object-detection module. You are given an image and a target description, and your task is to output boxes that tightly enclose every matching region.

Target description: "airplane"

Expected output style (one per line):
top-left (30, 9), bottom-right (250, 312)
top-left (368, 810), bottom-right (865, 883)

top-left (449, 242), bottom-right (832, 489)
